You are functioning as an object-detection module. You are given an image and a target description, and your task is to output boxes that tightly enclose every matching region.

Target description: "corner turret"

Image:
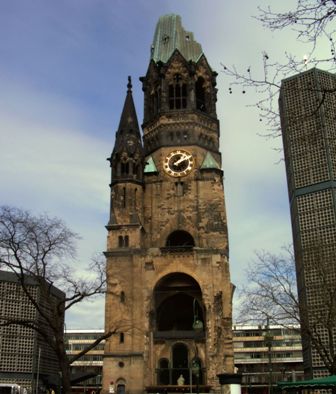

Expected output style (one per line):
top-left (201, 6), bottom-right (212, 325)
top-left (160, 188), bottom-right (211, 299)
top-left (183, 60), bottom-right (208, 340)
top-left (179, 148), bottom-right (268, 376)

top-left (109, 76), bottom-right (144, 185)
top-left (107, 77), bottom-right (144, 230)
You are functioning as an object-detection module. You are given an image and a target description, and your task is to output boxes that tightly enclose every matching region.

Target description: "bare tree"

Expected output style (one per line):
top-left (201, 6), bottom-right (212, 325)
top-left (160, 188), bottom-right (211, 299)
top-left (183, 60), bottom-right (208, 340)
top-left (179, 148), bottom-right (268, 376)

top-left (222, 0), bottom-right (336, 137)
top-left (0, 206), bottom-right (116, 394)
top-left (237, 246), bottom-right (336, 375)
top-left (237, 247), bottom-right (299, 325)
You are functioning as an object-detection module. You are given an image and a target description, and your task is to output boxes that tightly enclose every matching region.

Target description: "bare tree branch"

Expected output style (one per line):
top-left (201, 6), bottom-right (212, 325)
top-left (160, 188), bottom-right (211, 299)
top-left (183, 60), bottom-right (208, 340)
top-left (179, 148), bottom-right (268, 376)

top-left (222, 1), bottom-right (336, 138)
top-left (237, 245), bottom-right (336, 375)
top-left (0, 205), bottom-right (117, 394)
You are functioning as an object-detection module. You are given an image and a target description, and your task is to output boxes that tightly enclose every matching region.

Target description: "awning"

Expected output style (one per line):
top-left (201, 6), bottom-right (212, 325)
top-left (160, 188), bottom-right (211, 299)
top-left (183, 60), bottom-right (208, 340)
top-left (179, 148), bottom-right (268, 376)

top-left (278, 375), bottom-right (336, 390)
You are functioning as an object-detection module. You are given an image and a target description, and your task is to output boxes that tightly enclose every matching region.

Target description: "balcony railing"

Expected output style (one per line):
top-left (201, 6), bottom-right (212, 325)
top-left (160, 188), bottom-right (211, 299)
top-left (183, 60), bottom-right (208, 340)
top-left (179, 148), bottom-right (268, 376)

top-left (155, 367), bottom-right (206, 386)
top-left (160, 246), bottom-right (194, 253)
top-left (154, 330), bottom-right (205, 340)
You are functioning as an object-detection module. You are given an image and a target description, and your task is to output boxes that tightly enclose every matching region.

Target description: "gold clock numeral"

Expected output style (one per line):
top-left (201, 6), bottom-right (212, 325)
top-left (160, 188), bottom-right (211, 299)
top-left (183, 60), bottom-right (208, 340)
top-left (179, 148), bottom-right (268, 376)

top-left (163, 149), bottom-right (194, 177)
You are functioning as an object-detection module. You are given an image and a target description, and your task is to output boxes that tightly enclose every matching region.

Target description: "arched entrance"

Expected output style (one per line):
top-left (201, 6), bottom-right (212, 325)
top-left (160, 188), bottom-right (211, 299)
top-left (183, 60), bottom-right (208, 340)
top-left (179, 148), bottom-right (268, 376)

top-left (153, 273), bottom-right (205, 386)
top-left (154, 273), bottom-right (205, 333)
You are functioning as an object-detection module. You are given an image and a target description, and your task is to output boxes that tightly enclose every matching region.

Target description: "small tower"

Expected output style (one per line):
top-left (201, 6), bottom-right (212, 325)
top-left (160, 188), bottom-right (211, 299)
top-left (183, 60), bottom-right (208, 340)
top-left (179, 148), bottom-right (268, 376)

top-left (107, 76), bottom-right (144, 248)
top-left (103, 15), bottom-right (234, 394)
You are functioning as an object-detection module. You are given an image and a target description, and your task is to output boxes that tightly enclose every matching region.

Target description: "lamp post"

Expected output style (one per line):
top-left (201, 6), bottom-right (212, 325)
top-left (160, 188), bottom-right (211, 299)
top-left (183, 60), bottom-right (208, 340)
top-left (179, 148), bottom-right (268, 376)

top-left (191, 359), bottom-right (200, 394)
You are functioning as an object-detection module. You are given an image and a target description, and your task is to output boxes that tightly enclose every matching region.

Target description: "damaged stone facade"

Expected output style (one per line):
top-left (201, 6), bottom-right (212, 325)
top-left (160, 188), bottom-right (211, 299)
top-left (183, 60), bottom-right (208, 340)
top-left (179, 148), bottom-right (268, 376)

top-left (103, 14), bottom-right (234, 394)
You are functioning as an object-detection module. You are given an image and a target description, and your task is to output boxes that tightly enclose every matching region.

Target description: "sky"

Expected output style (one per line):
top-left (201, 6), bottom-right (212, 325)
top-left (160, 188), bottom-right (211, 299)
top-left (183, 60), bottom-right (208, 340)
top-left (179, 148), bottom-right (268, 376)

top-left (0, 0), bottom-right (324, 328)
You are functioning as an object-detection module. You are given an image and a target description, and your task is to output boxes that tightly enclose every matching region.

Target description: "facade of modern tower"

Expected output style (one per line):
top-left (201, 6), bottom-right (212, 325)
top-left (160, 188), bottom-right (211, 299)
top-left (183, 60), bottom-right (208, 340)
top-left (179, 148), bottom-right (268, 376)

top-left (279, 68), bottom-right (336, 378)
top-left (103, 14), bottom-right (234, 394)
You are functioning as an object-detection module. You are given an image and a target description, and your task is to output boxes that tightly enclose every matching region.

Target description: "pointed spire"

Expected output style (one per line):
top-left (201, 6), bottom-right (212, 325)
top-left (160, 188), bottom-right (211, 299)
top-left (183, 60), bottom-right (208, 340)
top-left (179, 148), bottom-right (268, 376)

top-left (127, 75), bottom-right (132, 93)
top-left (117, 76), bottom-right (141, 137)
top-left (110, 76), bottom-right (144, 184)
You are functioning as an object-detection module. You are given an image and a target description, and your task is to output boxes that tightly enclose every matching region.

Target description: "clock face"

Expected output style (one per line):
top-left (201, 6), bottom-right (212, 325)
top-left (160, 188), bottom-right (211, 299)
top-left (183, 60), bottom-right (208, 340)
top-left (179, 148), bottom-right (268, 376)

top-left (163, 149), bottom-right (194, 177)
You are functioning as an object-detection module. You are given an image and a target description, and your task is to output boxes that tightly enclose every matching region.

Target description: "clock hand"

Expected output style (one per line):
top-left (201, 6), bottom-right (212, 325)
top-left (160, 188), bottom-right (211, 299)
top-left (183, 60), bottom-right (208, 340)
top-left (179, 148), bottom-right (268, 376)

top-left (173, 154), bottom-right (187, 166)
top-left (174, 154), bottom-right (192, 166)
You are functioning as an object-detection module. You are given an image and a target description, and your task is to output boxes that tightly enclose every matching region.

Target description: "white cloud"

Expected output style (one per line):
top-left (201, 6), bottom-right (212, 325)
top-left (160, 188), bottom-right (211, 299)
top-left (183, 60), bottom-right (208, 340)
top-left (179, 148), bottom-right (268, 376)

top-left (0, 0), bottom-right (306, 328)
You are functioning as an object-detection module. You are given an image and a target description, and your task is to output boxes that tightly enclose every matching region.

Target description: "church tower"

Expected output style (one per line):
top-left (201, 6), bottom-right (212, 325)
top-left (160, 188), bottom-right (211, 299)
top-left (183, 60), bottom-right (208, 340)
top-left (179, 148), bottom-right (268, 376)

top-left (103, 15), bottom-right (234, 394)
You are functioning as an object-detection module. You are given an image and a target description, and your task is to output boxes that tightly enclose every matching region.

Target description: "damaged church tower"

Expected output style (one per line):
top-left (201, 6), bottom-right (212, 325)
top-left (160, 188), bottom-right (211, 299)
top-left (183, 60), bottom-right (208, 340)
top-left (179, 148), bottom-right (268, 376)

top-left (103, 15), bottom-right (234, 394)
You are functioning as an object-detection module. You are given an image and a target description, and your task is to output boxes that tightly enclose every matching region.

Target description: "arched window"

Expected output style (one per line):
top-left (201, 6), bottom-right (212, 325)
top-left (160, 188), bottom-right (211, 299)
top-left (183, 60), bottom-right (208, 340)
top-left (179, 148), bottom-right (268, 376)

top-left (150, 89), bottom-right (160, 116)
top-left (196, 77), bottom-right (206, 111)
top-left (116, 384), bottom-right (125, 394)
top-left (158, 358), bottom-right (170, 385)
top-left (154, 273), bottom-right (205, 333)
top-left (122, 187), bottom-right (126, 208)
top-left (119, 332), bottom-right (124, 343)
top-left (124, 235), bottom-right (129, 247)
top-left (172, 343), bottom-right (189, 384)
top-left (118, 236), bottom-right (128, 248)
top-left (118, 236), bottom-right (124, 247)
top-left (166, 231), bottom-right (195, 248)
top-left (121, 162), bottom-right (129, 175)
top-left (120, 291), bottom-right (125, 303)
top-left (169, 74), bottom-right (187, 110)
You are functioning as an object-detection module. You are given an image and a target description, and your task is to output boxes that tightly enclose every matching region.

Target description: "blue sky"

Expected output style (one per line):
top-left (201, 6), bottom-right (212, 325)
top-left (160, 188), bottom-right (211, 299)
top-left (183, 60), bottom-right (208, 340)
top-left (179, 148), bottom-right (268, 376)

top-left (1, 1), bottom-right (319, 328)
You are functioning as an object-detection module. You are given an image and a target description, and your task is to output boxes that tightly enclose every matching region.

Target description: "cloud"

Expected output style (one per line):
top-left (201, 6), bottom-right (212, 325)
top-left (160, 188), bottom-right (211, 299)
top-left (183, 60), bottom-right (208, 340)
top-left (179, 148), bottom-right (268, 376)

top-left (0, 0), bottom-right (301, 328)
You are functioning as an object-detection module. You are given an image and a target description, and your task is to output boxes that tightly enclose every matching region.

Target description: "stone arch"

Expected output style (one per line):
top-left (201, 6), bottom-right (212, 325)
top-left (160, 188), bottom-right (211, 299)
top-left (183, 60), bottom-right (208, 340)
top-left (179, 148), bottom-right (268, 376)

top-left (153, 272), bottom-right (205, 332)
top-left (115, 378), bottom-right (126, 394)
top-left (166, 230), bottom-right (195, 248)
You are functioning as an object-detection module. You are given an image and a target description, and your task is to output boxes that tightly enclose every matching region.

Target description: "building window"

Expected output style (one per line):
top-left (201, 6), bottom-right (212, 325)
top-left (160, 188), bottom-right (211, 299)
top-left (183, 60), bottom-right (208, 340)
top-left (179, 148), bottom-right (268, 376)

top-left (122, 187), bottom-right (126, 208)
top-left (169, 74), bottom-right (187, 110)
top-left (166, 230), bottom-right (195, 248)
top-left (118, 236), bottom-right (124, 247)
top-left (124, 235), bottom-right (129, 247)
top-left (117, 384), bottom-right (125, 394)
top-left (158, 358), bottom-right (170, 385)
top-left (196, 77), bottom-right (206, 111)
top-left (120, 291), bottom-right (125, 303)
top-left (120, 332), bottom-right (124, 343)
top-left (121, 162), bottom-right (129, 176)
top-left (118, 236), bottom-right (129, 248)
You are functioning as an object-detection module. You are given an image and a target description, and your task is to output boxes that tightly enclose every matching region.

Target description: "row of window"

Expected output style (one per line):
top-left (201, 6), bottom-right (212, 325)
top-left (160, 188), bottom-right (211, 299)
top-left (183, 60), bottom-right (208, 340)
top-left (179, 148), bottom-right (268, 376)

top-left (234, 339), bottom-right (301, 348)
top-left (116, 230), bottom-right (196, 249)
top-left (150, 74), bottom-right (208, 114)
top-left (118, 235), bottom-right (129, 247)
top-left (235, 351), bottom-right (300, 360)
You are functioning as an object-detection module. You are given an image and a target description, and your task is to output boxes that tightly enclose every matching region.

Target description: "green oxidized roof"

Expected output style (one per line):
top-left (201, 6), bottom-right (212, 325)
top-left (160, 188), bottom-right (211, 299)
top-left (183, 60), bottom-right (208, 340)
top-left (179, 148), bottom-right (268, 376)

top-left (151, 14), bottom-right (203, 63)
top-left (144, 156), bottom-right (158, 173)
top-left (201, 152), bottom-right (220, 169)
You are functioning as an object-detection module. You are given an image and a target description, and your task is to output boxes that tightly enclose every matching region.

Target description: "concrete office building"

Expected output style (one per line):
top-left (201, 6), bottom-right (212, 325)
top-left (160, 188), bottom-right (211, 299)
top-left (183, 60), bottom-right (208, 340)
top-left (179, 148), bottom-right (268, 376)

top-left (0, 270), bottom-right (64, 392)
top-left (233, 325), bottom-right (304, 394)
top-left (279, 68), bottom-right (336, 378)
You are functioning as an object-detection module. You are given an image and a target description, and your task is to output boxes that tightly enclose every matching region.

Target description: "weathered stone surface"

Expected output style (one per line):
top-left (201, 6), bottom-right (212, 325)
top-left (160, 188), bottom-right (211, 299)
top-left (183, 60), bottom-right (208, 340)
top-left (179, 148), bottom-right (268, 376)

top-left (103, 15), bottom-right (234, 394)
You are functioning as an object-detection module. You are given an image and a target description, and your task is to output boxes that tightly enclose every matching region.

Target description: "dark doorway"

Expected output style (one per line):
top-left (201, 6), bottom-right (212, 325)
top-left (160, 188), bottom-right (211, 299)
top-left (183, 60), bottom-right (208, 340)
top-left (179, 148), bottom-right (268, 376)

top-left (116, 384), bottom-right (125, 394)
top-left (172, 343), bottom-right (189, 385)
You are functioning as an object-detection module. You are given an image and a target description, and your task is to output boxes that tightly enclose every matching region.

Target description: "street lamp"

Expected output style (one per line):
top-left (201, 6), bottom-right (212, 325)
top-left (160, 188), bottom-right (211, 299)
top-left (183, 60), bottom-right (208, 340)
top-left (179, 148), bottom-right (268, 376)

top-left (191, 359), bottom-right (200, 394)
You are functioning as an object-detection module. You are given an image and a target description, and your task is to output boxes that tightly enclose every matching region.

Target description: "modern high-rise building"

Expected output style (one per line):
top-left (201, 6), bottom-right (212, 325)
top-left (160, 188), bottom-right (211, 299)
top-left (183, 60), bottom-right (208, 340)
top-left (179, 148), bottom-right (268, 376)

top-left (102, 14), bottom-right (234, 394)
top-left (279, 68), bottom-right (336, 378)
top-left (0, 270), bottom-right (64, 393)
